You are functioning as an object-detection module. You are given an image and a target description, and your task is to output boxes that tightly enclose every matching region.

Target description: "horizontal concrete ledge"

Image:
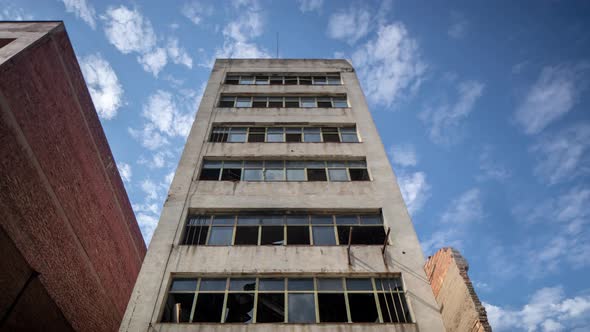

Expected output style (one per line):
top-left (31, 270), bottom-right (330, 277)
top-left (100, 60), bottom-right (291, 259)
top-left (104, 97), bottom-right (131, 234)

top-left (154, 323), bottom-right (418, 332)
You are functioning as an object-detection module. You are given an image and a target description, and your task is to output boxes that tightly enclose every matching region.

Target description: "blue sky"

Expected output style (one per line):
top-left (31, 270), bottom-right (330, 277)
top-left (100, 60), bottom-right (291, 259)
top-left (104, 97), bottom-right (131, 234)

top-left (3, 0), bottom-right (590, 330)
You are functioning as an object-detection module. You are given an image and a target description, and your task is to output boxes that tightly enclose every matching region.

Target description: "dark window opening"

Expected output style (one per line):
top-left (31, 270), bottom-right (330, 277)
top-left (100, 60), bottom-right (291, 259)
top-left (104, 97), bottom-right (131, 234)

top-left (257, 293), bottom-right (285, 322)
top-left (299, 76), bottom-right (312, 85)
top-left (252, 97), bottom-right (268, 108)
top-left (349, 168), bottom-right (370, 181)
top-left (337, 226), bottom-right (386, 245)
top-left (221, 168), bottom-right (242, 181)
top-left (285, 98), bottom-right (299, 107)
top-left (268, 98), bottom-right (283, 108)
top-left (225, 293), bottom-right (255, 323)
top-left (225, 76), bottom-right (239, 84)
top-left (199, 168), bottom-right (220, 181)
top-left (161, 293), bottom-right (194, 322)
top-left (287, 226), bottom-right (310, 245)
top-left (286, 133), bottom-right (302, 142)
top-left (284, 77), bottom-right (298, 85)
top-left (318, 294), bottom-right (347, 322)
top-left (234, 226), bottom-right (258, 245)
top-left (270, 76), bottom-right (284, 85)
top-left (348, 294), bottom-right (379, 322)
top-left (378, 293), bottom-right (411, 323)
top-left (183, 225), bottom-right (209, 245)
top-left (307, 168), bottom-right (327, 181)
top-left (209, 129), bottom-right (229, 142)
top-left (288, 294), bottom-right (316, 323)
top-left (193, 293), bottom-right (224, 322)
top-left (317, 98), bottom-right (332, 108)
top-left (219, 98), bottom-right (235, 107)
top-left (322, 128), bottom-right (340, 142)
top-left (261, 226), bottom-right (284, 245)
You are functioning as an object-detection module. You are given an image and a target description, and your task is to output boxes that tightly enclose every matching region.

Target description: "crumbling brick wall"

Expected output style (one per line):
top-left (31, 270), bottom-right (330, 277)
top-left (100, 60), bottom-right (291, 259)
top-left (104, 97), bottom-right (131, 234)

top-left (424, 247), bottom-right (492, 332)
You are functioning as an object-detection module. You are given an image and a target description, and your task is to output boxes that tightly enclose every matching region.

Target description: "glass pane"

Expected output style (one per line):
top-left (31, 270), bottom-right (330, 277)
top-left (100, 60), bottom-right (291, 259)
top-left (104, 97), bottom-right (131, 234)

top-left (303, 133), bottom-right (321, 142)
top-left (313, 226), bottom-right (336, 245)
top-left (327, 161), bottom-right (346, 167)
top-left (238, 216), bottom-right (261, 225)
top-left (335, 215), bottom-right (358, 225)
top-left (199, 278), bottom-right (227, 291)
top-left (265, 169), bottom-right (285, 181)
top-left (212, 215), bottom-right (235, 225)
top-left (341, 133), bottom-right (359, 142)
top-left (300, 97), bottom-right (316, 107)
top-left (236, 97), bottom-right (252, 107)
top-left (228, 132), bottom-right (247, 142)
top-left (243, 169), bottom-right (263, 181)
top-left (225, 293), bottom-right (254, 323)
top-left (333, 98), bottom-right (348, 107)
top-left (310, 215), bottom-right (333, 224)
top-left (348, 160), bottom-right (367, 167)
top-left (193, 293), bottom-right (224, 322)
top-left (170, 279), bottom-right (197, 292)
top-left (346, 278), bottom-right (373, 291)
top-left (327, 76), bottom-right (341, 85)
top-left (230, 278), bottom-right (257, 291)
top-left (244, 160), bottom-right (264, 168)
top-left (259, 278), bottom-right (285, 291)
top-left (312, 76), bottom-right (327, 85)
top-left (255, 76), bottom-right (269, 84)
top-left (257, 294), bottom-right (285, 322)
top-left (286, 161), bottom-right (305, 168)
top-left (267, 133), bottom-right (284, 142)
top-left (286, 215), bottom-right (308, 225)
top-left (207, 227), bottom-right (233, 245)
top-left (328, 169), bottom-right (348, 182)
top-left (287, 169), bottom-right (305, 181)
top-left (288, 294), bottom-right (316, 323)
top-left (239, 76), bottom-right (254, 84)
top-left (260, 215), bottom-right (284, 225)
top-left (360, 215), bottom-right (382, 224)
top-left (288, 278), bottom-right (314, 291)
top-left (317, 278), bottom-right (343, 291)
top-left (203, 160), bottom-right (223, 168)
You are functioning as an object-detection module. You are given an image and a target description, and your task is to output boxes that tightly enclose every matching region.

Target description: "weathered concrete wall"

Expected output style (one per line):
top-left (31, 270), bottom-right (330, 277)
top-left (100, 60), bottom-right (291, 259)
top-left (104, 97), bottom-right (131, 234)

top-left (121, 59), bottom-right (445, 331)
top-left (424, 248), bottom-right (491, 332)
top-left (0, 22), bottom-right (146, 331)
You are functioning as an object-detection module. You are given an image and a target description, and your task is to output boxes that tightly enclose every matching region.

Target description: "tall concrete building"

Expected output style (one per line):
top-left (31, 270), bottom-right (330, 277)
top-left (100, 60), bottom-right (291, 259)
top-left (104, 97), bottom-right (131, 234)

top-left (122, 59), bottom-right (445, 331)
top-left (1, 22), bottom-right (146, 331)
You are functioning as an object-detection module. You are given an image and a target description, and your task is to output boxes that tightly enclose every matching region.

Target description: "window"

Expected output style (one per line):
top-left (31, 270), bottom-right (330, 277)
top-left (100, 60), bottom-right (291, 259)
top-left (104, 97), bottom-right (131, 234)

top-left (340, 127), bottom-right (359, 142)
top-left (162, 276), bottom-right (412, 324)
top-left (224, 73), bottom-right (342, 86)
top-left (248, 127), bottom-right (266, 142)
top-left (333, 97), bottom-right (348, 107)
top-left (322, 127), bottom-right (341, 142)
top-left (316, 97), bottom-right (332, 108)
top-left (200, 159), bottom-right (369, 182)
top-left (236, 97), bottom-right (252, 107)
top-left (312, 76), bottom-right (327, 85)
top-left (181, 212), bottom-right (385, 246)
top-left (284, 76), bottom-right (298, 85)
top-left (219, 96), bottom-right (235, 107)
top-left (239, 76), bottom-right (254, 84)
top-left (255, 76), bottom-right (269, 85)
top-left (210, 127), bottom-right (229, 142)
top-left (268, 97), bottom-right (284, 107)
top-left (266, 128), bottom-right (284, 142)
top-left (299, 76), bottom-right (312, 85)
top-left (252, 96), bottom-right (268, 108)
top-left (285, 127), bottom-right (302, 142)
top-left (300, 97), bottom-right (316, 108)
top-left (227, 127), bottom-right (247, 142)
top-left (225, 75), bottom-right (239, 84)
top-left (284, 97), bottom-right (299, 107)
top-left (327, 75), bottom-right (341, 85)
top-left (270, 76), bottom-right (284, 85)
top-left (303, 128), bottom-right (321, 142)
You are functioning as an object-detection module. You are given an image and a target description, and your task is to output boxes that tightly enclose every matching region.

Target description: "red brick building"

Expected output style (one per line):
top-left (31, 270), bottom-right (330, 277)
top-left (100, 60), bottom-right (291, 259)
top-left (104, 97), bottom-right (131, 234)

top-left (0, 22), bottom-right (146, 331)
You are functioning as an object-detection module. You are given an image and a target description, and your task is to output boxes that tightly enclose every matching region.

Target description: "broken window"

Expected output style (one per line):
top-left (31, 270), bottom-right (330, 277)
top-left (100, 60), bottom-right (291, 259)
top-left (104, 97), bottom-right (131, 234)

top-left (316, 97), bottom-right (332, 108)
top-left (219, 96), bottom-right (235, 107)
top-left (270, 76), bottom-right (284, 85)
top-left (193, 292), bottom-right (224, 322)
top-left (322, 127), bottom-right (340, 142)
top-left (285, 127), bottom-right (302, 142)
top-left (225, 75), bottom-right (239, 84)
top-left (340, 127), bottom-right (359, 142)
top-left (247, 127), bottom-right (266, 142)
top-left (257, 293), bottom-right (285, 322)
top-left (182, 215), bottom-right (210, 245)
top-left (225, 293), bottom-right (255, 323)
top-left (268, 97), bottom-right (284, 107)
top-left (284, 97), bottom-right (299, 107)
top-left (252, 96), bottom-right (268, 107)
top-left (299, 76), bottom-right (312, 85)
top-left (199, 161), bottom-right (222, 180)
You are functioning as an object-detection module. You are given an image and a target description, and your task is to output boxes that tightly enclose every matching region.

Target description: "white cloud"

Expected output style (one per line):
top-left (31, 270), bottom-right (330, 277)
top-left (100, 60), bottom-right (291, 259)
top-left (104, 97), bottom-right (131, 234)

top-left (420, 80), bottom-right (484, 145)
top-left (389, 144), bottom-right (418, 167)
top-left (0, 5), bottom-right (33, 20)
top-left (61, 0), bottom-right (97, 29)
top-left (441, 188), bottom-right (483, 224)
top-left (102, 6), bottom-right (157, 54)
top-left (448, 11), bottom-right (468, 39)
top-left (141, 179), bottom-right (159, 202)
top-left (297, 0), bottom-right (323, 13)
top-left (102, 5), bottom-right (193, 76)
top-left (128, 125), bottom-right (170, 150)
top-left (514, 65), bottom-right (581, 135)
top-left (167, 38), bottom-right (193, 68)
top-left (142, 90), bottom-right (196, 137)
top-left (327, 7), bottom-right (370, 44)
top-left (477, 146), bottom-right (511, 181)
top-left (398, 172), bottom-right (431, 215)
top-left (531, 123), bottom-right (590, 185)
top-left (223, 4), bottom-right (263, 42)
top-left (181, 0), bottom-right (213, 25)
top-left (484, 286), bottom-right (590, 331)
top-left (136, 213), bottom-right (158, 244)
top-left (79, 53), bottom-right (124, 120)
top-left (352, 23), bottom-right (426, 106)
top-left (117, 162), bottom-right (132, 183)
top-left (422, 188), bottom-right (483, 254)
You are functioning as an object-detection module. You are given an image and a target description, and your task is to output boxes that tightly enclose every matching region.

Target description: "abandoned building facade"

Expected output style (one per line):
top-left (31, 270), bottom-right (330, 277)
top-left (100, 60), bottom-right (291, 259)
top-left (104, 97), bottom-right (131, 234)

top-left (121, 59), bottom-right (446, 331)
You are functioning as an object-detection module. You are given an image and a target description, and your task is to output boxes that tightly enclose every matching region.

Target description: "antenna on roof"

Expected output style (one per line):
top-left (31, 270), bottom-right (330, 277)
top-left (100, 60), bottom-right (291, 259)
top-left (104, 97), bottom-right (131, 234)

top-left (276, 32), bottom-right (279, 59)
